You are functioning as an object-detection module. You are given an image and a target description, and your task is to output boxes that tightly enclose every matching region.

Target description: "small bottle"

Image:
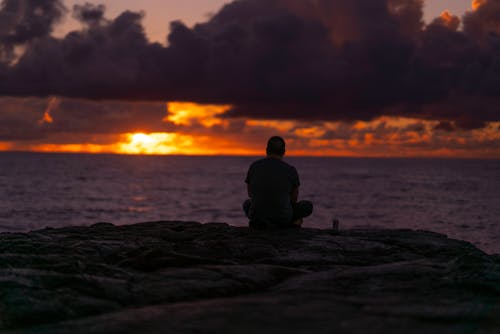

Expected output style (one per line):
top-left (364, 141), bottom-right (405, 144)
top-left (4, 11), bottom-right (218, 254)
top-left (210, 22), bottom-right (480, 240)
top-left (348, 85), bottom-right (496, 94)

top-left (332, 218), bottom-right (340, 233)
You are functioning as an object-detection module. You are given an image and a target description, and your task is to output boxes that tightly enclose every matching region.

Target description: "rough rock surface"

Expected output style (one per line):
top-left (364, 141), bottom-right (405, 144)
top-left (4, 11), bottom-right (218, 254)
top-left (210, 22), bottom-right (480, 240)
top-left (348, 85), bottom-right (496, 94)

top-left (0, 221), bottom-right (499, 333)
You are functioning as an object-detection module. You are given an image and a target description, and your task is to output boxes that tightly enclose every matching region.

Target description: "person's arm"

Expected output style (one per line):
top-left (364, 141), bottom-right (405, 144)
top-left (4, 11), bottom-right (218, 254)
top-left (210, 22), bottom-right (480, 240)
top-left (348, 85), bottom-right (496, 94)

top-left (290, 166), bottom-right (300, 203)
top-left (291, 186), bottom-right (299, 203)
top-left (245, 165), bottom-right (252, 198)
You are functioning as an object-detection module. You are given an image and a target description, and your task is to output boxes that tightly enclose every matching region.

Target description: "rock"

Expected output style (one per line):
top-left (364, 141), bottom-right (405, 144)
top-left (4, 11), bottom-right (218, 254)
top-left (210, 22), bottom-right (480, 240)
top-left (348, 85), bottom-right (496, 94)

top-left (0, 221), bottom-right (499, 333)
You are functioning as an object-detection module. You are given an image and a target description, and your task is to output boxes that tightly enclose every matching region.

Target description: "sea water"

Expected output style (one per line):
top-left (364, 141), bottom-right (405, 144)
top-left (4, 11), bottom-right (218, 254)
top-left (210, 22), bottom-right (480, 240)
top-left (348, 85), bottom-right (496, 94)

top-left (0, 152), bottom-right (499, 254)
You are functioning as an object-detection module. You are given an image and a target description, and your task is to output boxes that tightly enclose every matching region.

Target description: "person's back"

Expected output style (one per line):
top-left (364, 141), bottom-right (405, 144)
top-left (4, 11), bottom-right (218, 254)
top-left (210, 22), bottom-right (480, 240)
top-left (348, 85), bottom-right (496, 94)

top-left (243, 136), bottom-right (313, 228)
top-left (245, 157), bottom-right (299, 225)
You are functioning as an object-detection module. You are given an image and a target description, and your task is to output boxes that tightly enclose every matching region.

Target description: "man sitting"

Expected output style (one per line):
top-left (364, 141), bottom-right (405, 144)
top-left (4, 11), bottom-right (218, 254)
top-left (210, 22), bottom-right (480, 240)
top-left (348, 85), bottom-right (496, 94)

top-left (243, 136), bottom-right (313, 228)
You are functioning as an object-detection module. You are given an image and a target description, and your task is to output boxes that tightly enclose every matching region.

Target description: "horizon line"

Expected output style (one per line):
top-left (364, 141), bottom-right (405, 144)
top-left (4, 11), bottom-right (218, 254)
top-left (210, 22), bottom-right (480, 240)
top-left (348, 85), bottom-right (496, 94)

top-left (0, 149), bottom-right (498, 160)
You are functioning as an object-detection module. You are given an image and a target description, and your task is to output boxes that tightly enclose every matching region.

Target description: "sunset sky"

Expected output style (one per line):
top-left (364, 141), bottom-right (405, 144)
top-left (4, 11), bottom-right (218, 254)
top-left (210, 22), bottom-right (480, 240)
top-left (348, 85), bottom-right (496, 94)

top-left (1, 0), bottom-right (499, 157)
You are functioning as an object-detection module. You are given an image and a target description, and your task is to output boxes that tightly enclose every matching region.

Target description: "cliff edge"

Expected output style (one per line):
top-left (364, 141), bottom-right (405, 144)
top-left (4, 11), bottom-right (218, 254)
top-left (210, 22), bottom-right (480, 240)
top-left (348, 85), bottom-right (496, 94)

top-left (1, 221), bottom-right (499, 333)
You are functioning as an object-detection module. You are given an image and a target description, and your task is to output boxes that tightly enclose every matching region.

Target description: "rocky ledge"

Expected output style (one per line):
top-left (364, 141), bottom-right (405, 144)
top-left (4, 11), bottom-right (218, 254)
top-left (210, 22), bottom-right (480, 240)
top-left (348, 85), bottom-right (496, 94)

top-left (1, 221), bottom-right (499, 333)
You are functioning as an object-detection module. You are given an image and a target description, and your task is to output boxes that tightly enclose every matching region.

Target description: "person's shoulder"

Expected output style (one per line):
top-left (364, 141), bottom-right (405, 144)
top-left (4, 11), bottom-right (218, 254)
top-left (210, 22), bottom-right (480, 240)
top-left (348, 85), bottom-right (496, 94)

top-left (280, 159), bottom-right (296, 170)
top-left (248, 158), bottom-right (270, 173)
top-left (250, 158), bottom-right (268, 167)
top-left (281, 159), bottom-right (299, 176)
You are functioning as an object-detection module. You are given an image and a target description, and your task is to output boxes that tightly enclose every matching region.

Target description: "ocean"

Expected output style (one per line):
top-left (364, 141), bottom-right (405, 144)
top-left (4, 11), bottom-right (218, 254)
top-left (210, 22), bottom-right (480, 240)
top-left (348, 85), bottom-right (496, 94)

top-left (0, 152), bottom-right (499, 254)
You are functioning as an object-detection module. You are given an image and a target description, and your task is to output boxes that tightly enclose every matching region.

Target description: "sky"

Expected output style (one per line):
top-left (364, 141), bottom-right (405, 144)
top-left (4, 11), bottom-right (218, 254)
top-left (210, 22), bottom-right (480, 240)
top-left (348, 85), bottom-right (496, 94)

top-left (0, 0), bottom-right (499, 157)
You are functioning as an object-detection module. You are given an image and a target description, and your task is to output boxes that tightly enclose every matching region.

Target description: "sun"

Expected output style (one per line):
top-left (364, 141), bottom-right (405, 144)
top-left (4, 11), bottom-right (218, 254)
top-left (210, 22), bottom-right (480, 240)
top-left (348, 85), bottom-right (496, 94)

top-left (118, 132), bottom-right (186, 155)
top-left (131, 133), bottom-right (156, 146)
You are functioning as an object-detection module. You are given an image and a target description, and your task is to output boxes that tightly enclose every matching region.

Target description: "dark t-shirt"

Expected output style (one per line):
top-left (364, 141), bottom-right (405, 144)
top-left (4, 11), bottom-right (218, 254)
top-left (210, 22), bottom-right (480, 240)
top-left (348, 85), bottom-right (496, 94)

top-left (245, 157), bottom-right (300, 225)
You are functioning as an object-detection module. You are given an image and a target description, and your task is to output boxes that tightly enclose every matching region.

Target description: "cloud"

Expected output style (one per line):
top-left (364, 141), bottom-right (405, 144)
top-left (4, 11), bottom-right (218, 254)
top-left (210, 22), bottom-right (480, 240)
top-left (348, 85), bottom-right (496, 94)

top-left (0, 0), bottom-right (66, 62)
top-left (0, 0), bottom-right (499, 130)
top-left (464, 0), bottom-right (500, 41)
top-left (0, 97), bottom-right (48, 140)
top-left (0, 97), bottom-right (166, 141)
top-left (432, 11), bottom-right (460, 31)
top-left (72, 2), bottom-right (106, 28)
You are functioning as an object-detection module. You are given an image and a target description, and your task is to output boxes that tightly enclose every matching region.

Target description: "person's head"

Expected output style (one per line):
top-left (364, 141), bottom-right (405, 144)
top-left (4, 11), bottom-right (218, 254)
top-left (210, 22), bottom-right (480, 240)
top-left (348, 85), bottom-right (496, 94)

top-left (266, 136), bottom-right (286, 157)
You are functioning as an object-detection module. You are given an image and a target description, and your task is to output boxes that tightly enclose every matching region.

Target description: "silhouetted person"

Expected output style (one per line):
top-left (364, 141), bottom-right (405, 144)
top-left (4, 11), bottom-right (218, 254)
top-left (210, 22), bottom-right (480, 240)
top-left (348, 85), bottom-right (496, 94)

top-left (243, 136), bottom-right (313, 229)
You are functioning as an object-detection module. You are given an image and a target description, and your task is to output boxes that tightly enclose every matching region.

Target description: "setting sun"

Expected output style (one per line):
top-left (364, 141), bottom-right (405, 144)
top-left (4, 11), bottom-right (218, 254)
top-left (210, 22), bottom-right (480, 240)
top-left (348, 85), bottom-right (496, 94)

top-left (117, 132), bottom-right (194, 155)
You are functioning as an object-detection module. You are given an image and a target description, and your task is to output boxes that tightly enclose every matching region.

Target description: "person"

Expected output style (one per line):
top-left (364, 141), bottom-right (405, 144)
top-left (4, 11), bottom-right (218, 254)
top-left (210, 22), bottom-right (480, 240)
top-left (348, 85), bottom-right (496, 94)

top-left (243, 136), bottom-right (313, 229)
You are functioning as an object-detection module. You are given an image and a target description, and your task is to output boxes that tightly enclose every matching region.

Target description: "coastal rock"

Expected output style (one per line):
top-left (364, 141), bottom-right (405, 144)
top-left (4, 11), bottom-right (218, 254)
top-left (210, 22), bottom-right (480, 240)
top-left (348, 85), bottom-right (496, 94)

top-left (0, 221), bottom-right (499, 333)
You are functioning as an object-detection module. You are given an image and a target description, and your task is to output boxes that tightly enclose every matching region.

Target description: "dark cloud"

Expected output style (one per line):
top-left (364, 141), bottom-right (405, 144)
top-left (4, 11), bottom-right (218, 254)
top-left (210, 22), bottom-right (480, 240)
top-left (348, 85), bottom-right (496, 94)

top-left (0, 97), bottom-right (166, 140)
top-left (72, 2), bottom-right (106, 28)
top-left (464, 0), bottom-right (500, 42)
top-left (0, 97), bottom-right (48, 140)
top-left (0, 0), bottom-right (499, 129)
top-left (48, 98), bottom-right (166, 134)
top-left (434, 121), bottom-right (456, 132)
top-left (431, 11), bottom-right (460, 31)
top-left (0, 0), bottom-right (66, 62)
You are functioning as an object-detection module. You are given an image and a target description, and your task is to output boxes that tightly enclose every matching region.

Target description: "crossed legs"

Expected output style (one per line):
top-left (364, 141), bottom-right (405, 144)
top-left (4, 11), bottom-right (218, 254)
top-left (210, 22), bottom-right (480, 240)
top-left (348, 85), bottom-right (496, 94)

top-left (243, 199), bottom-right (313, 228)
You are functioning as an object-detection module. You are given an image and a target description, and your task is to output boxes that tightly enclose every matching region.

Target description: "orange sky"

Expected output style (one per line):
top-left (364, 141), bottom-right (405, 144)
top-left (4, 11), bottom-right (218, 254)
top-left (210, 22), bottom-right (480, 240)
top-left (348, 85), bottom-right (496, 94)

top-left (1, 100), bottom-right (498, 158)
